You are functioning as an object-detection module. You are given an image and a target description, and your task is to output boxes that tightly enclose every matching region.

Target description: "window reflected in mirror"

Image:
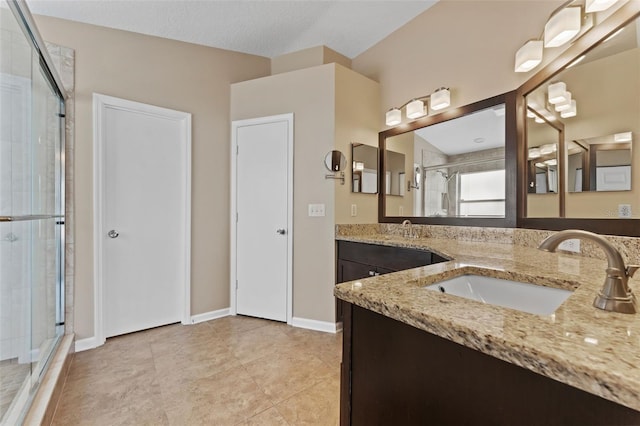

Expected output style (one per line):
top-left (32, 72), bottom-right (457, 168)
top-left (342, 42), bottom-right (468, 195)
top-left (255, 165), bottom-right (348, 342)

top-left (524, 14), bottom-right (639, 219)
top-left (351, 143), bottom-right (378, 194)
top-left (384, 103), bottom-right (506, 218)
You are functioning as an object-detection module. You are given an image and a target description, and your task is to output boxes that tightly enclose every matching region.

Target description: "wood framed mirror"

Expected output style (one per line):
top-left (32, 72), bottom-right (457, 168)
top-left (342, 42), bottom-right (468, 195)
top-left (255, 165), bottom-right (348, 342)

top-left (378, 91), bottom-right (517, 226)
top-left (517, 2), bottom-right (640, 236)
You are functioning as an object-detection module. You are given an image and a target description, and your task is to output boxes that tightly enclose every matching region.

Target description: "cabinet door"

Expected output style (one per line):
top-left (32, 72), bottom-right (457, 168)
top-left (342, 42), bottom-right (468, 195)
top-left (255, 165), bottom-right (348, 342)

top-left (338, 259), bottom-right (377, 283)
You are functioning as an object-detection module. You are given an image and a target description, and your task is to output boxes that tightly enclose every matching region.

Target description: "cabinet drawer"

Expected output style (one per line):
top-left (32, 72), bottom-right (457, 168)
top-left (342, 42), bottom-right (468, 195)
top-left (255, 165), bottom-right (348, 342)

top-left (337, 240), bottom-right (434, 272)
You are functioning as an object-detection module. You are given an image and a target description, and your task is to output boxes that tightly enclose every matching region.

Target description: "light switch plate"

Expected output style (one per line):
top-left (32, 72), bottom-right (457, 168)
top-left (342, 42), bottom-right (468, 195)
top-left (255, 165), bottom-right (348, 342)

top-left (351, 204), bottom-right (357, 217)
top-left (308, 203), bottom-right (325, 217)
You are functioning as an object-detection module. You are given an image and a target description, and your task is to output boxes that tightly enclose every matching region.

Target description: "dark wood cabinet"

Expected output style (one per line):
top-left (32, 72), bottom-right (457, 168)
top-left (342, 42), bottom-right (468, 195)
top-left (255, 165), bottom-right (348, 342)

top-left (335, 241), bottom-right (447, 320)
top-left (336, 240), bottom-right (446, 284)
top-left (340, 302), bottom-right (640, 426)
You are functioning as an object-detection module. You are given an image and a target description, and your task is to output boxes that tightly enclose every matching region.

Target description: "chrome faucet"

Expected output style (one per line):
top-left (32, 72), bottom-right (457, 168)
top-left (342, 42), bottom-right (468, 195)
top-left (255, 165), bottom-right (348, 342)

top-left (401, 219), bottom-right (416, 238)
top-left (538, 229), bottom-right (640, 314)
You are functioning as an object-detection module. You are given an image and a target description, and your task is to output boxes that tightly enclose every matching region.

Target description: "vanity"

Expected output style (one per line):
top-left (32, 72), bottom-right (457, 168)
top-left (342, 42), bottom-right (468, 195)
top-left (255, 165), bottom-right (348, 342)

top-left (334, 3), bottom-right (640, 424)
top-left (335, 230), bottom-right (640, 425)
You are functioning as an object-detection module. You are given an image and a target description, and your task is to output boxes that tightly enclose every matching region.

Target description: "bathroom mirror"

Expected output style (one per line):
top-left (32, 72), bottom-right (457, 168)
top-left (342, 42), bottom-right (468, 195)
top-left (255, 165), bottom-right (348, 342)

top-left (379, 92), bottom-right (517, 227)
top-left (325, 150), bottom-right (346, 172)
top-left (567, 134), bottom-right (633, 192)
top-left (351, 143), bottom-right (378, 194)
top-left (517, 3), bottom-right (640, 235)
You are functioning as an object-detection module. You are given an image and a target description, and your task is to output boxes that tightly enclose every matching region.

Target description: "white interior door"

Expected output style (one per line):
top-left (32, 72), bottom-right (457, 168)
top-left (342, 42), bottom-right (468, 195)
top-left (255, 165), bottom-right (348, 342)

top-left (94, 94), bottom-right (191, 340)
top-left (233, 114), bottom-right (292, 323)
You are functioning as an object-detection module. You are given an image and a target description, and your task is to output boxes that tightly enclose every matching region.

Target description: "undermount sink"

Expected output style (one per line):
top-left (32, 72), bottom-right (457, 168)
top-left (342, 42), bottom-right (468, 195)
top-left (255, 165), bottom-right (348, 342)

top-left (425, 275), bottom-right (573, 315)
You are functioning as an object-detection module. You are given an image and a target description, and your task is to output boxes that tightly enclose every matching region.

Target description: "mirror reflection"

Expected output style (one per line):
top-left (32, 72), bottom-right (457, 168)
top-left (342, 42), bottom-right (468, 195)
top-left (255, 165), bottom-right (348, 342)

top-left (351, 143), bottom-right (378, 194)
top-left (567, 134), bottom-right (632, 192)
top-left (384, 104), bottom-right (506, 218)
top-left (385, 150), bottom-right (405, 196)
top-left (324, 150), bottom-right (346, 172)
top-left (525, 15), bottom-right (639, 218)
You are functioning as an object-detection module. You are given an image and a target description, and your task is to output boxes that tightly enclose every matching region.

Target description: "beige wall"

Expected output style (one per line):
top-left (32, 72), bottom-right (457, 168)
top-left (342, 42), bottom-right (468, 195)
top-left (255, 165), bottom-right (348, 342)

top-left (352, 0), bottom-right (565, 128)
top-left (34, 16), bottom-right (271, 339)
top-left (231, 64), bottom-right (337, 323)
top-left (231, 63), bottom-right (378, 323)
top-left (271, 45), bottom-right (352, 75)
top-left (334, 65), bottom-right (380, 224)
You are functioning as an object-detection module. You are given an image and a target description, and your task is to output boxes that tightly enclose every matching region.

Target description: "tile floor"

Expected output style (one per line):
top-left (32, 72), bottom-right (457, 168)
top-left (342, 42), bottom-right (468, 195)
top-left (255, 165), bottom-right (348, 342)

top-left (51, 316), bottom-right (342, 425)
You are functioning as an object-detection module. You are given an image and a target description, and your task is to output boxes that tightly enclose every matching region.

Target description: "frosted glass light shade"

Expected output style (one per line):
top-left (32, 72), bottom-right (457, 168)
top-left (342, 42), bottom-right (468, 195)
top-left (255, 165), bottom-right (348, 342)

top-left (515, 40), bottom-right (543, 72)
top-left (548, 82), bottom-right (568, 104)
top-left (560, 100), bottom-right (577, 118)
top-left (540, 144), bottom-right (555, 155)
top-left (585, 0), bottom-right (619, 13)
top-left (528, 148), bottom-right (542, 159)
top-left (386, 108), bottom-right (402, 126)
top-left (430, 88), bottom-right (450, 111)
top-left (554, 92), bottom-right (573, 111)
top-left (527, 109), bottom-right (536, 118)
top-left (544, 158), bottom-right (558, 166)
top-left (614, 132), bottom-right (632, 142)
top-left (406, 99), bottom-right (426, 119)
top-left (544, 7), bottom-right (581, 48)
top-left (534, 116), bottom-right (545, 123)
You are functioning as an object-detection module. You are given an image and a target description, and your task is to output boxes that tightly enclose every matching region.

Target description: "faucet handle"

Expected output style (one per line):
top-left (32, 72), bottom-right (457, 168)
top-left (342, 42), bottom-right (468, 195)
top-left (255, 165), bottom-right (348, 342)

top-left (627, 265), bottom-right (640, 278)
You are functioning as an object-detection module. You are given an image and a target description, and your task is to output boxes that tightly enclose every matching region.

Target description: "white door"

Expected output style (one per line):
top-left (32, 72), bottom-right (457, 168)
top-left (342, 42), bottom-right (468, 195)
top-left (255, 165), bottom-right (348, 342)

top-left (232, 114), bottom-right (292, 323)
top-left (94, 94), bottom-right (191, 340)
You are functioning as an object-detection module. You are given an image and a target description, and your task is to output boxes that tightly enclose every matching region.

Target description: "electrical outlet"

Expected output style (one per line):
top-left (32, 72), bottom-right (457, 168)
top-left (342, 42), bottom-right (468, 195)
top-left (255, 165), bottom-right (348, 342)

top-left (558, 239), bottom-right (580, 253)
top-left (308, 203), bottom-right (325, 217)
top-left (399, 206), bottom-right (404, 215)
top-left (351, 204), bottom-right (357, 217)
top-left (619, 204), bottom-right (632, 218)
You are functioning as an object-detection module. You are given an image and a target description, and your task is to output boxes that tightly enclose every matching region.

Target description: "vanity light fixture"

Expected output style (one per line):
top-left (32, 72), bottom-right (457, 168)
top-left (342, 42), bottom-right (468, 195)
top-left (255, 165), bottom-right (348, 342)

top-left (544, 6), bottom-right (581, 47)
top-left (385, 108), bottom-right (402, 126)
top-left (406, 99), bottom-right (426, 119)
top-left (385, 88), bottom-right (451, 126)
top-left (560, 100), bottom-right (577, 118)
top-left (515, 40), bottom-right (543, 72)
top-left (540, 144), bottom-right (556, 155)
top-left (534, 116), bottom-right (545, 123)
top-left (528, 147), bottom-right (542, 159)
top-left (353, 161), bottom-right (365, 171)
top-left (548, 82), bottom-right (568, 104)
top-left (430, 88), bottom-right (451, 111)
top-left (554, 92), bottom-right (573, 111)
top-left (614, 132), bottom-right (632, 143)
top-left (585, 0), bottom-right (620, 13)
top-left (526, 109), bottom-right (536, 118)
top-left (544, 158), bottom-right (558, 166)
top-left (514, 0), bottom-right (607, 73)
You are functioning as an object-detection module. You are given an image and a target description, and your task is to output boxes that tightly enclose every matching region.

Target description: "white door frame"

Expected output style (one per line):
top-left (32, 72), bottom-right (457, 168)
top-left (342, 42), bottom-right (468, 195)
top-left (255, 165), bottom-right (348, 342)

top-left (230, 113), bottom-right (294, 324)
top-left (93, 93), bottom-right (192, 346)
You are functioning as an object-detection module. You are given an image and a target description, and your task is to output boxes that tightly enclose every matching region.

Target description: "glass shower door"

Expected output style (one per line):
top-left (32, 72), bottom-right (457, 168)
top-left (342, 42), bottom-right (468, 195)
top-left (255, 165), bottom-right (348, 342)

top-left (0, 2), bottom-right (65, 422)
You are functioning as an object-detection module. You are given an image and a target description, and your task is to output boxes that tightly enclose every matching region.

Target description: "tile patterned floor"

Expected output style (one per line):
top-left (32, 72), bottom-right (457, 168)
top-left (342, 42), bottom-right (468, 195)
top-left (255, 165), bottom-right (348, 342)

top-left (51, 316), bottom-right (342, 425)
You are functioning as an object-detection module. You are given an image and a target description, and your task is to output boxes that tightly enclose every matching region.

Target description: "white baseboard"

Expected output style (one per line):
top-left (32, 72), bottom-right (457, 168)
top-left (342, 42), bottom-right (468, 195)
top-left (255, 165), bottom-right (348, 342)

top-left (75, 336), bottom-right (100, 353)
top-left (291, 317), bottom-right (340, 334)
top-left (190, 308), bottom-right (231, 324)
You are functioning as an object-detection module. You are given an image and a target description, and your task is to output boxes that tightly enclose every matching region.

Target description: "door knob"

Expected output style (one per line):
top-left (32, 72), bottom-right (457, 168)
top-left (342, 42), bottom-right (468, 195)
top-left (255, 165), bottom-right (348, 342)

top-left (108, 230), bottom-right (119, 238)
top-left (276, 229), bottom-right (286, 235)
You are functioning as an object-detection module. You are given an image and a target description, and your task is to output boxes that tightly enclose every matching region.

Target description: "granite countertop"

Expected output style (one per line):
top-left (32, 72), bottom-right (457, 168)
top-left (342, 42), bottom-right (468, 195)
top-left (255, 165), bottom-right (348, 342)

top-left (334, 234), bottom-right (640, 412)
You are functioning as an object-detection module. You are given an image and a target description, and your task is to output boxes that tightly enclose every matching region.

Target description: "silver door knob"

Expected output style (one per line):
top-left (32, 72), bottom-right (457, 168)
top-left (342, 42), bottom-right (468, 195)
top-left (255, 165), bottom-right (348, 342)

top-left (276, 229), bottom-right (286, 235)
top-left (108, 230), bottom-right (119, 238)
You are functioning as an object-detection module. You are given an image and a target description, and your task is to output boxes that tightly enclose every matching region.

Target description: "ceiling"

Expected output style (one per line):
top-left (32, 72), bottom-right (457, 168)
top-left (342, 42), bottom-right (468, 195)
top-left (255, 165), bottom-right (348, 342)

top-left (415, 106), bottom-right (506, 156)
top-left (26, 0), bottom-right (437, 59)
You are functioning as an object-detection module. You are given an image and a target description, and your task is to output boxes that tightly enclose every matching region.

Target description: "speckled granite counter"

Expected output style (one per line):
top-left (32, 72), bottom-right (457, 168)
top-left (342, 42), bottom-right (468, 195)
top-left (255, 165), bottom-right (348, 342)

top-left (334, 232), bottom-right (640, 412)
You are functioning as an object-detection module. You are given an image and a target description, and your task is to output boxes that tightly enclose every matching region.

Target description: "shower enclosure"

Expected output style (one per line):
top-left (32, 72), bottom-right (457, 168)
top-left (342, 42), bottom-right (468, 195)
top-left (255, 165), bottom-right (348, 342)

top-left (0, 1), bottom-right (66, 423)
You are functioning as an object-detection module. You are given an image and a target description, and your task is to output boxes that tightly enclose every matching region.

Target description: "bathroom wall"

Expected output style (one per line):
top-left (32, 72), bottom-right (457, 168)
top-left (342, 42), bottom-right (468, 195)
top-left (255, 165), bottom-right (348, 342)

top-left (231, 63), bottom-right (379, 324)
top-left (352, 0), bottom-right (566, 126)
top-left (34, 15), bottom-right (271, 340)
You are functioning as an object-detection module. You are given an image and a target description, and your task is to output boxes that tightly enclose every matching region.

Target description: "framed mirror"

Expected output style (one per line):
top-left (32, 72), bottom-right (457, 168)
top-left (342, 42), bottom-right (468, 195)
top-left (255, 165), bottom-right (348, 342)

top-left (379, 92), bottom-right (517, 227)
top-left (518, 3), bottom-right (640, 235)
top-left (351, 143), bottom-right (378, 194)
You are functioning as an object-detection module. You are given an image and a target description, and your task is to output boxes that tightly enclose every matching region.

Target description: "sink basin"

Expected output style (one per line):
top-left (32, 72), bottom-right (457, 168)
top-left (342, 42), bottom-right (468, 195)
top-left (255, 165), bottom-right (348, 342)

top-left (425, 275), bottom-right (572, 315)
